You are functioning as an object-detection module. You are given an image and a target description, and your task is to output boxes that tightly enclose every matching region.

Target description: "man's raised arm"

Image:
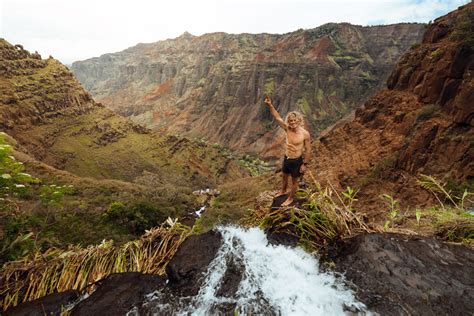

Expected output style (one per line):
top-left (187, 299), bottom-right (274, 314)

top-left (264, 96), bottom-right (287, 130)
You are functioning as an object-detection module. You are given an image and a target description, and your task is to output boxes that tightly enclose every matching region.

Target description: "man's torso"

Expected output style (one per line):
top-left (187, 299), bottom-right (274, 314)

top-left (285, 128), bottom-right (307, 158)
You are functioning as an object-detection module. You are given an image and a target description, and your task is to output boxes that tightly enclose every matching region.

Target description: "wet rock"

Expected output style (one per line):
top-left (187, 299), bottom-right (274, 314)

top-left (326, 233), bottom-right (474, 316)
top-left (266, 230), bottom-right (299, 248)
top-left (71, 272), bottom-right (165, 316)
top-left (166, 230), bottom-right (222, 296)
top-left (5, 290), bottom-right (79, 316)
top-left (216, 256), bottom-right (245, 298)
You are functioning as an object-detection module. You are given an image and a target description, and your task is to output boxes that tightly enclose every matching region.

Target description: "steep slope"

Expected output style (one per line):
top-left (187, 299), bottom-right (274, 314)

top-left (0, 39), bottom-right (248, 189)
top-left (0, 39), bottom-right (254, 257)
top-left (311, 3), bottom-right (473, 217)
top-left (71, 23), bottom-right (425, 158)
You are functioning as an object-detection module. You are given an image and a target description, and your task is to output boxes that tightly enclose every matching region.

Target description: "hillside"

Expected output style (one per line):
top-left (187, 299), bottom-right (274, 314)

top-left (310, 3), bottom-right (473, 218)
top-left (71, 23), bottom-right (425, 159)
top-left (0, 39), bottom-right (252, 258)
top-left (0, 39), bottom-right (248, 187)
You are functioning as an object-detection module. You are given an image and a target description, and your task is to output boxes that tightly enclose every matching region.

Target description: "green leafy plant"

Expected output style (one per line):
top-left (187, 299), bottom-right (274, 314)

top-left (342, 186), bottom-right (359, 211)
top-left (381, 194), bottom-right (399, 230)
top-left (415, 209), bottom-right (422, 226)
top-left (39, 184), bottom-right (75, 207)
top-left (0, 134), bottom-right (39, 202)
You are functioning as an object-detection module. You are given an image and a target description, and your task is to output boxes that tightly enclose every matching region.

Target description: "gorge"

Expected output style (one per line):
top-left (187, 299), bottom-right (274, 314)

top-left (1, 2), bottom-right (473, 315)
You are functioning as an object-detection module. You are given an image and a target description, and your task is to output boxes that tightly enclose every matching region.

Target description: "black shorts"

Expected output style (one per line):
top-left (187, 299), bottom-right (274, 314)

top-left (282, 156), bottom-right (303, 178)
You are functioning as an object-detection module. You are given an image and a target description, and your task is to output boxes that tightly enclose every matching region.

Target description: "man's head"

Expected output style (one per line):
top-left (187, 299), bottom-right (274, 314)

top-left (285, 111), bottom-right (304, 130)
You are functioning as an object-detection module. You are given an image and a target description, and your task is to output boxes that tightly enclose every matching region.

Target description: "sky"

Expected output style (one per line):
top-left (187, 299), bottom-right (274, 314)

top-left (0, 0), bottom-right (470, 64)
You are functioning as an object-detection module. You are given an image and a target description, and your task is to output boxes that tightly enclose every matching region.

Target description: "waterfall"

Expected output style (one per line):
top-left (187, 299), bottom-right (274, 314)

top-left (131, 226), bottom-right (370, 315)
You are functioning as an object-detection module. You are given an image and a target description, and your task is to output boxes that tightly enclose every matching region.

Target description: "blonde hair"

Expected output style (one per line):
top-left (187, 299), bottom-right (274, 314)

top-left (284, 111), bottom-right (304, 126)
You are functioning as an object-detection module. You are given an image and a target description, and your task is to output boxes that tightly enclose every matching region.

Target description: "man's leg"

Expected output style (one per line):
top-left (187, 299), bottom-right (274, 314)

top-left (278, 173), bottom-right (289, 196)
top-left (282, 176), bottom-right (299, 206)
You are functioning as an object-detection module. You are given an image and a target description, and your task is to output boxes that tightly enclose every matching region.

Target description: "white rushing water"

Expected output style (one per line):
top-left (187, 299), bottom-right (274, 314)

top-left (136, 226), bottom-right (370, 315)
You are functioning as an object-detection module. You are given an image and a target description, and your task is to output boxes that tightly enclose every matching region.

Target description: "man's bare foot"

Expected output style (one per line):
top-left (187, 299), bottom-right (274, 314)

top-left (276, 191), bottom-right (289, 197)
top-left (281, 198), bottom-right (294, 206)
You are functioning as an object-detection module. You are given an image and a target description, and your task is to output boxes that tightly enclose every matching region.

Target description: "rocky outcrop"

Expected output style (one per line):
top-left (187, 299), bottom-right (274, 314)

top-left (71, 23), bottom-right (425, 158)
top-left (326, 233), bottom-right (474, 316)
top-left (312, 3), bottom-right (473, 215)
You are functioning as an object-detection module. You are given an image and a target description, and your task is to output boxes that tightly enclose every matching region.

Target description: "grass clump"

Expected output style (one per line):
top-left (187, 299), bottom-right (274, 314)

top-left (417, 174), bottom-right (473, 244)
top-left (244, 172), bottom-right (371, 250)
top-left (0, 219), bottom-right (191, 311)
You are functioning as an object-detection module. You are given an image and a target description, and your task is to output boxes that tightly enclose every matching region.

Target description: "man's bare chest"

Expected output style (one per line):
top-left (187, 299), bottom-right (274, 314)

top-left (287, 131), bottom-right (305, 145)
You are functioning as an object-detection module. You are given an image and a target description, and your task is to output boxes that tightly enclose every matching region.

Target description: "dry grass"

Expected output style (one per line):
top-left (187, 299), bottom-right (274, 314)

top-left (0, 220), bottom-right (191, 311)
top-left (243, 171), bottom-right (373, 250)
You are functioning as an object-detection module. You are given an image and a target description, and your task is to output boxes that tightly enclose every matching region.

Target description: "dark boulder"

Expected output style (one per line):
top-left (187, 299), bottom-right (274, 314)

top-left (71, 272), bottom-right (166, 316)
top-left (166, 230), bottom-right (222, 296)
top-left (5, 290), bottom-right (80, 316)
top-left (326, 233), bottom-right (474, 316)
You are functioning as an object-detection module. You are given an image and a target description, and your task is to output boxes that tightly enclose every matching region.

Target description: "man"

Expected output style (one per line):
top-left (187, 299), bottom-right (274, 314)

top-left (264, 96), bottom-right (311, 206)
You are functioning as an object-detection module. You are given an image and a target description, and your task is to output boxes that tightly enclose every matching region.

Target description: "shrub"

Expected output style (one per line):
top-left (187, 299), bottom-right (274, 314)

top-left (415, 104), bottom-right (441, 122)
top-left (452, 9), bottom-right (474, 50)
top-left (103, 201), bottom-right (168, 235)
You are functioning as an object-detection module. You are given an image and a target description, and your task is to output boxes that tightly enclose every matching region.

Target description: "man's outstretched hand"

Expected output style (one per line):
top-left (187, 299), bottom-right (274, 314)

top-left (264, 96), bottom-right (272, 107)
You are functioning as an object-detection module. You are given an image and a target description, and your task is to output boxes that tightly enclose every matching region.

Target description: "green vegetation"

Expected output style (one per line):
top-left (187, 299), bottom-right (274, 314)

top-left (381, 194), bottom-right (400, 230)
top-left (430, 48), bottom-right (443, 59)
top-left (212, 142), bottom-right (270, 177)
top-left (415, 104), bottom-right (441, 122)
top-left (103, 201), bottom-right (169, 235)
top-left (403, 175), bottom-right (473, 244)
top-left (453, 8), bottom-right (474, 50)
top-left (264, 78), bottom-right (275, 95)
top-left (237, 154), bottom-right (271, 177)
top-left (316, 88), bottom-right (324, 104)
top-left (417, 174), bottom-right (472, 209)
top-left (0, 133), bottom-right (198, 267)
top-left (296, 97), bottom-right (311, 115)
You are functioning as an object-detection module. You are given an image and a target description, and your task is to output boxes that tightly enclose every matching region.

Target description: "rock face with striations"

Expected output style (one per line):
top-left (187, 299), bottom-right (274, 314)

top-left (71, 23), bottom-right (425, 158)
top-left (311, 3), bottom-right (473, 216)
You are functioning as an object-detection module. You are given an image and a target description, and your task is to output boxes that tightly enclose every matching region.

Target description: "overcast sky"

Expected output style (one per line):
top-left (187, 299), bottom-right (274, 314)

top-left (0, 0), bottom-right (469, 64)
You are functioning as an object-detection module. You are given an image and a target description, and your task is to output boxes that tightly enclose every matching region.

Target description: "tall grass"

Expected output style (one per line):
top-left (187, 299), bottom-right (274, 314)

top-left (0, 219), bottom-right (191, 311)
top-left (417, 174), bottom-right (473, 244)
top-left (244, 171), bottom-right (373, 250)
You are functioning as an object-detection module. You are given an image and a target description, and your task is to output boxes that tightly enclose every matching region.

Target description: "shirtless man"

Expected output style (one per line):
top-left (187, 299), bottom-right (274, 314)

top-left (264, 96), bottom-right (311, 206)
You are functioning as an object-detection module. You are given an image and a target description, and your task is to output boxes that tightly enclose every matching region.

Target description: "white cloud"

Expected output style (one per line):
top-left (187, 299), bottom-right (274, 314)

top-left (1, 0), bottom-right (469, 64)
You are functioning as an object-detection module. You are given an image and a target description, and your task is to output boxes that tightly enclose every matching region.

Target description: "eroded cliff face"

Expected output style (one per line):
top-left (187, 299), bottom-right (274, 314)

top-left (71, 23), bottom-right (425, 158)
top-left (312, 3), bottom-right (473, 216)
top-left (0, 39), bottom-right (248, 188)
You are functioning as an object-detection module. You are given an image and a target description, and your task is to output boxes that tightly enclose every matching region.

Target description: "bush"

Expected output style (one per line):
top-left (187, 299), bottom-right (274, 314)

top-left (453, 9), bottom-right (474, 50)
top-left (415, 104), bottom-right (441, 122)
top-left (103, 201), bottom-right (168, 235)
